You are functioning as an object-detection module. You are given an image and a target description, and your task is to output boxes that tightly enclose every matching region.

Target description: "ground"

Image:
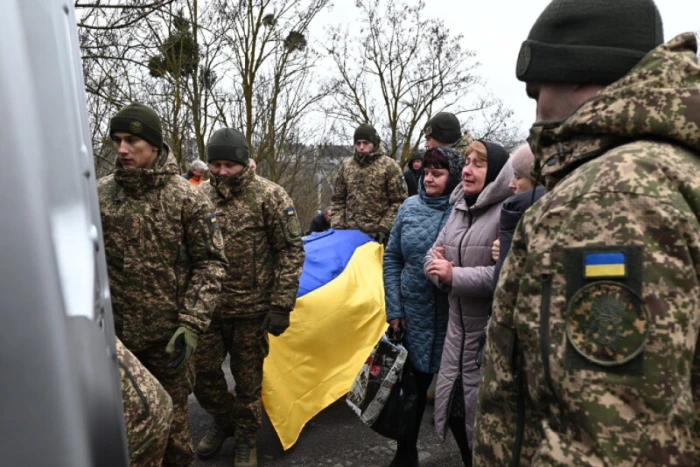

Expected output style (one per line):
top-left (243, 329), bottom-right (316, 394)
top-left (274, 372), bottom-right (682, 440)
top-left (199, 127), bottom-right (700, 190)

top-left (188, 359), bottom-right (463, 467)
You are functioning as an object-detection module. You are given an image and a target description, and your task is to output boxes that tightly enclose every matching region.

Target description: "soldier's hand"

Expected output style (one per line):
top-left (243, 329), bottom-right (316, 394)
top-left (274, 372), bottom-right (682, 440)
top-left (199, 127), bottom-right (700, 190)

top-left (374, 230), bottom-right (389, 246)
top-left (264, 309), bottom-right (291, 337)
top-left (165, 326), bottom-right (199, 369)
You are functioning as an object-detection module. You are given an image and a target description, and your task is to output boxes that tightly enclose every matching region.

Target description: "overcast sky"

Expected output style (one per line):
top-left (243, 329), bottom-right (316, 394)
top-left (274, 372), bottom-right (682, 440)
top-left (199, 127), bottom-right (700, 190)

top-left (312, 0), bottom-right (699, 135)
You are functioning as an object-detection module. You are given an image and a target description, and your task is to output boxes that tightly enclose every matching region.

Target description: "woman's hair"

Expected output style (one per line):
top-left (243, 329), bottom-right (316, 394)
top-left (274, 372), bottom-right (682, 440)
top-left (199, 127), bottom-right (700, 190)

top-left (190, 159), bottom-right (208, 171)
top-left (422, 148), bottom-right (450, 170)
top-left (466, 140), bottom-right (488, 163)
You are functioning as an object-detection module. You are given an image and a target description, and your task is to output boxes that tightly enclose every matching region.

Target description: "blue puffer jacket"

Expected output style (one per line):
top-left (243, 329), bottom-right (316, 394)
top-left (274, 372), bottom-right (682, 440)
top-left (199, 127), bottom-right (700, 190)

top-left (384, 184), bottom-right (452, 373)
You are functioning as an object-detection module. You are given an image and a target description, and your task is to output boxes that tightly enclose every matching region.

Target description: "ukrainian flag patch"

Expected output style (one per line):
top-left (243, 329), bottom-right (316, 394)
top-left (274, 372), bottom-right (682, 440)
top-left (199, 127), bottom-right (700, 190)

top-left (584, 252), bottom-right (626, 278)
top-left (285, 207), bottom-right (296, 216)
top-left (209, 214), bottom-right (217, 223)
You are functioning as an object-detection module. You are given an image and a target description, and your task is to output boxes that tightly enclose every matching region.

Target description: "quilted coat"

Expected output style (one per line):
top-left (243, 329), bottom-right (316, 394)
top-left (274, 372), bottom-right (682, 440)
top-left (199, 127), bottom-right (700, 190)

top-left (383, 184), bottom-right (452, 373)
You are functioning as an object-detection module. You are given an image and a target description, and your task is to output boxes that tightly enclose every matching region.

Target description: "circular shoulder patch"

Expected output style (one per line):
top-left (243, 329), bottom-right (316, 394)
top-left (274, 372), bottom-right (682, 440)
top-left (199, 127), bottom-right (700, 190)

top-left (566, 281), bottom-right (649, 367)
top-left (516, 42), bottom-right (531, 79)
top-left (129, 120), bottom-right (143, 134)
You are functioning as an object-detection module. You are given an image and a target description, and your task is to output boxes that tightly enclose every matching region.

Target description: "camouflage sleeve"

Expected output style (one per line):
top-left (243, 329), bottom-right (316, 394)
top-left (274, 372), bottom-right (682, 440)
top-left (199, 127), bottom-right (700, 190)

top-left (378, 160), bottom-right (408, 234)
top-left (180, 190), bottom-right (228, 334)
top-left (265, 188), bottom-right (306, 313)
top-left (116, 337), bottom-right (173, 466)
top-left (473, 218), bottom-right (527, 466)
top-left (330, 162), bottom-right (347, 229)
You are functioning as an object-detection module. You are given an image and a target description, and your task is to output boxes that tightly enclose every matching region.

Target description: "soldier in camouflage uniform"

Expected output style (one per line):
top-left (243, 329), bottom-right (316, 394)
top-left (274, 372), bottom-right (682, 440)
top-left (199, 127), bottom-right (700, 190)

top-left (98, 103), bottom-right (228, 467)
top-left (117, 337), bottom-right (173, 467)
top-left (423, 112), bottom-right (474, 156)
top-left (474, 1), bottom-right (700, 465)
top-left (193, 128), bottom-right (305, 467)
top-left (331, 123), bottom-right (408, 244)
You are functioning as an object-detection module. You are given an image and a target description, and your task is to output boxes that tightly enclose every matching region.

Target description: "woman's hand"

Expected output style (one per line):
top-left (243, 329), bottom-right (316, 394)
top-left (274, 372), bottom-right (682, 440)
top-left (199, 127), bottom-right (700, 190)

top-left (491, 238), bottom-right (500, 262)
top-left (389, 318), bottom-right (406, 332)
top-left (427, 257), bottom-right (455, 285)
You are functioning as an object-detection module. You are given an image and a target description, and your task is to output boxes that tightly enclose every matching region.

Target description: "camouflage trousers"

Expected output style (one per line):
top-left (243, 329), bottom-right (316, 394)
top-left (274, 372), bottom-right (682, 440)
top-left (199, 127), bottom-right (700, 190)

top-left (117, 338), bottom-right (174, 467)
top-left (132, 342), bottom-right (196, 467)
top-left (193, 313), bottom-right (269, 444)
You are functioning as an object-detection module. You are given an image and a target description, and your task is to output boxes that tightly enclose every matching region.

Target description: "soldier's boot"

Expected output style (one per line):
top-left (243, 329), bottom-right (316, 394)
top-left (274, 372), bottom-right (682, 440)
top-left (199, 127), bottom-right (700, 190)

top-left (233, 440), bottom-right (257, 467)
top-left (196, 424), bottom-right (234, 459)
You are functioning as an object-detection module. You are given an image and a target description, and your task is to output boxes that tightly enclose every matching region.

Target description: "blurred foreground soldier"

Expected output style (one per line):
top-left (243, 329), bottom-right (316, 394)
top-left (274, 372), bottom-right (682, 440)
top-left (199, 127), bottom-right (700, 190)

top-left (309, 207), bottom-right (332, 233)
top-left (117, 337), bottom-right (173, 467)
top-left (184, 159), bottom-right (208, 186)
top-left (331, 123), bottom-right (407, 244)
top-left (194, 128), bottom-right (305, 467)
top-left (474, 1), bottom-right (700, 465)
top-left (423, 112), bottom-right (474, 156)
top-left (98, 103), bottom-right (228, 466)
top-left (403, 151), bottom-right (424, 197)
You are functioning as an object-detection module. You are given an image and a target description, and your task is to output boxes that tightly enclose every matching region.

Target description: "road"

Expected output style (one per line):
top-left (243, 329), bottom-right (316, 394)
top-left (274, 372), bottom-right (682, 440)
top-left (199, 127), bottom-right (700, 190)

top-left (189, 360), bottom-right (464, 467)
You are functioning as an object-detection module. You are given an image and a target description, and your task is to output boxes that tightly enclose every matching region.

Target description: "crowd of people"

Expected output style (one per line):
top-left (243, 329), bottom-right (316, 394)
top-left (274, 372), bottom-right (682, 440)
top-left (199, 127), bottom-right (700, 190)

top-left (100, 0), bottom-right (699, 466)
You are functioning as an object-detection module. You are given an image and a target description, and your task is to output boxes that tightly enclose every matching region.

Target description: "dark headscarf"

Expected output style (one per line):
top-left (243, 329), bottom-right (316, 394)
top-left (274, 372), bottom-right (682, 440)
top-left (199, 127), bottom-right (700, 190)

top-left (464, 140), bottom-right (510, 206)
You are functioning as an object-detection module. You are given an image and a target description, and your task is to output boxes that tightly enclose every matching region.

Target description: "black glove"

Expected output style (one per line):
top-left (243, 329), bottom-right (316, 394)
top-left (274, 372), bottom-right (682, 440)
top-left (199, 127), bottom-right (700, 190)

top-left (374, 230), bottom-right (389, 245)
top-left (264, 309), bottom-right (291, 336)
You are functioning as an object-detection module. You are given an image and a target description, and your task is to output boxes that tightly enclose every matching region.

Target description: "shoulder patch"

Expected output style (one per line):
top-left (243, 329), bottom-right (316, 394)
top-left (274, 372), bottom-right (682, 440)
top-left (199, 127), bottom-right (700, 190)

top-left (584, 251), bottom-right (626, 278)
top-left (285, 207), bottom-right (296, 217)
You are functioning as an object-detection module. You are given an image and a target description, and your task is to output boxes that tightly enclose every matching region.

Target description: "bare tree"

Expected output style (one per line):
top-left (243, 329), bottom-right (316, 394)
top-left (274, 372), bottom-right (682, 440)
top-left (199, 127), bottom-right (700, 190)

top-left (324, 0), bottom-right (522, 166)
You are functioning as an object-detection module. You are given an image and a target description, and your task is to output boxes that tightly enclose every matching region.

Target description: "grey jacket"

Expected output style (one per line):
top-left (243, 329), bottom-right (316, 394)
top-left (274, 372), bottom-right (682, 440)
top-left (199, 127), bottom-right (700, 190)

top-left (424, 160), bottom-right (513, 446)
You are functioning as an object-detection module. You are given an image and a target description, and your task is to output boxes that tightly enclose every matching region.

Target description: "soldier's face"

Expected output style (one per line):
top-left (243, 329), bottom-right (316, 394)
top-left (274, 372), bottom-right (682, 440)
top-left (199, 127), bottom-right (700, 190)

top-left (462, 151), bottom-right (487, 195)
top-left (423, 167), bottom-right (450, 197)
top-left (424, 135), bottom-right (448, 149)
top-left (509, 173), bottom-right (534, 194)
top-left (112, 131), bottom-right (159, 169)
top-left (354, 140), bottom-right (375, 155)
top-left (209, 160), bottom-right (246, 177)
top-left (527, 82), bottom-right (602, 122)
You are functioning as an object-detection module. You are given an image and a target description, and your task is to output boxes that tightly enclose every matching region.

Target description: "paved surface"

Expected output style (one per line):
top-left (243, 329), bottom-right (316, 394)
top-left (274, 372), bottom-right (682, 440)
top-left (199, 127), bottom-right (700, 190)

top-left (189, 360), bottom-right (463, 467)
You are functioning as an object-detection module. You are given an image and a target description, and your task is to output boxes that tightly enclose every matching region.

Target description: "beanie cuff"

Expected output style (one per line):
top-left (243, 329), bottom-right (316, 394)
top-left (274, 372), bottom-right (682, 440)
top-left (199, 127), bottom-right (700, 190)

top-left (207, 144), bottom-right (249, 165)
top-left (110, 116), bottom-right (163, 149)
top-left (516, 40), bottom-right (648, 85)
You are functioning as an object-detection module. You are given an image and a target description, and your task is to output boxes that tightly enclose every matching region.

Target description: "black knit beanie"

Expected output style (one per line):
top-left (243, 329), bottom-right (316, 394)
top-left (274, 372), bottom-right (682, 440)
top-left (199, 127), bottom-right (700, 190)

top-left (207, 128), bottom-right (250, 165)
top-left (423, 112), bottom-right (461, 145)
top-left (354, 123), bottom-right (380, 147)
top-left (517, 0), bottom-right (664, 85)
top-left (110, 103), bottom-right (163, 149)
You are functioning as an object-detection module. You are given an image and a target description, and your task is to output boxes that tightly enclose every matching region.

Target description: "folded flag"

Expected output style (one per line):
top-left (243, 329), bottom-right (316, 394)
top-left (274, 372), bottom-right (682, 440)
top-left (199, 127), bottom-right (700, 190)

top-left (262, 229), bottom-right (388, 450)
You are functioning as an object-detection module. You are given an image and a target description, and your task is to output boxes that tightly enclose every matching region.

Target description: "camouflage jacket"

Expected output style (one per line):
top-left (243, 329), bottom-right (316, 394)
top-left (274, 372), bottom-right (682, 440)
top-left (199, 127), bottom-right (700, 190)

top-left (474, 33), bottom-right (700, 466)
top-left (451, 132), bottom-right (475, 156)
top-left (331, 144), bottom-right (408, 236)
top-left (98, 149), bottom-right (228, 351)
top-left (202, 166), bottom-right (305, 316)
top-left (116, 337), bottom-right (173, 465)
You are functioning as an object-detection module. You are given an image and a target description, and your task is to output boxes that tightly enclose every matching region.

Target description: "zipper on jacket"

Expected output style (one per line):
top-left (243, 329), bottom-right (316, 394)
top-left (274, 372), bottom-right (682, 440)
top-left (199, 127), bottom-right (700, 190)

top-left (539, 273), bottom-right (566, 434)
top-left (118, 360), bottom-right (150, 417)
top-left (252, 237), bottom-right (258, 291)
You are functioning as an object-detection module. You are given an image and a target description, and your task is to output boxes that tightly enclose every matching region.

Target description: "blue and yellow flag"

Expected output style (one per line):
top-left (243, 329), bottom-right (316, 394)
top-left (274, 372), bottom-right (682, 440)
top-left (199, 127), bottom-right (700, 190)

top-left (262, 229), bottom-right (388, 450)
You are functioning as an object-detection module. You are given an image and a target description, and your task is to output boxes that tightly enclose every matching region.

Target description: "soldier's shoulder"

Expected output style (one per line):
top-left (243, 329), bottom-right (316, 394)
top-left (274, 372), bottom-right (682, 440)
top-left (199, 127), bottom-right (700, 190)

top-left (96, 173), bottom-right (115, 189)
top-left (254, 176), bottom-right (291, 200)
top-left (378, 155), bottom-right (402, 170)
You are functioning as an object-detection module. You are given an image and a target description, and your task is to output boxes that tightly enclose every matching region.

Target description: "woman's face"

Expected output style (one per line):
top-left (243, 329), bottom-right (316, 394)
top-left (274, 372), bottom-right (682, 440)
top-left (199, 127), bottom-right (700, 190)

top-left (462, 151), bottom-right (487, 195)
top-left (508, 173), bottom-right (535, 194)
top-left (423, 167), bottom-right (450, 197)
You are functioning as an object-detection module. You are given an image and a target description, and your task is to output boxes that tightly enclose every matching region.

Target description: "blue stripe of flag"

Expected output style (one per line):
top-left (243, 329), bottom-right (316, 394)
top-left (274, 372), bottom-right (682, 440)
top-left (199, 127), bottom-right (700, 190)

top-left (584, 252), bottom-right (625, 266)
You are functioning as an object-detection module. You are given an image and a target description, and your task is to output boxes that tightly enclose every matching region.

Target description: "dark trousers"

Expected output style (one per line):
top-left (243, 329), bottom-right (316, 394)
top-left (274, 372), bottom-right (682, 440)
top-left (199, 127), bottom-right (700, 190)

top-left (449, 416), bottom-right (472, 467)
top-left (394, 360), bottom-right (435, 462)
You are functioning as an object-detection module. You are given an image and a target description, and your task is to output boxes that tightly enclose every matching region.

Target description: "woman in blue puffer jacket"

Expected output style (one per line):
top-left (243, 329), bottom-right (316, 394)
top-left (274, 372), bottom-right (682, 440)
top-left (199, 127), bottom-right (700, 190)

top-left (383, 146), bottom-right (465, 467)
